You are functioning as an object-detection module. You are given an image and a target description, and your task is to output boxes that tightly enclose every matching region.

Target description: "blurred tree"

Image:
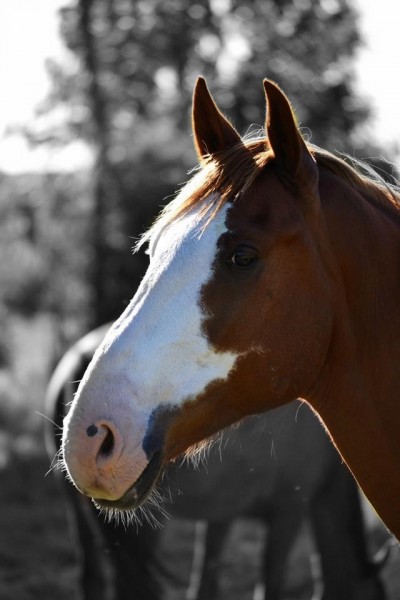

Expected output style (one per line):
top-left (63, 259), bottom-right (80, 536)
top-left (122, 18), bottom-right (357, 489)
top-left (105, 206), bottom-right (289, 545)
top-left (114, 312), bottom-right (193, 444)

top-left (42, 0), bottom-right (369, 149)
top-left (78, 0), bottom-right (123, 325)
top-left (25, 0), bottom-right (378, 330)
top-left (0, 171), bottom-right (92, 340)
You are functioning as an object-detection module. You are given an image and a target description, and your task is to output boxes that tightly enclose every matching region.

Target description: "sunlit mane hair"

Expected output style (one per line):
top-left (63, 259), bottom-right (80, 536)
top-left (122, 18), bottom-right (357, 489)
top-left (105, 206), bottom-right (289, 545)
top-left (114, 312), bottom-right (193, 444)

top-left (315, 146), bottom-right (400, 217)
top-left (135, 136), bottom-right (400, 252)
top-left (135, 138), bottom-right (271, 252)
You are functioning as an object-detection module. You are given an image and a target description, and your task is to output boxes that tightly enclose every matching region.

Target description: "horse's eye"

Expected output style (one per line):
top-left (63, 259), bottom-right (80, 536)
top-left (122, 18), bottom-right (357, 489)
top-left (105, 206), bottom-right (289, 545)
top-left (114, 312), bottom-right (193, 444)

top-left (230, 245), bottom-right (258, 268)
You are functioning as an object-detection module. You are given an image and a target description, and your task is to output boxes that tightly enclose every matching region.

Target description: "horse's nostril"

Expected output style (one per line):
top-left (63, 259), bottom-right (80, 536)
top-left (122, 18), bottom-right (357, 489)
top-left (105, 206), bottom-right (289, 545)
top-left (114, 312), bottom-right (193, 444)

top-left (99, 426), bottom-right (115, 457)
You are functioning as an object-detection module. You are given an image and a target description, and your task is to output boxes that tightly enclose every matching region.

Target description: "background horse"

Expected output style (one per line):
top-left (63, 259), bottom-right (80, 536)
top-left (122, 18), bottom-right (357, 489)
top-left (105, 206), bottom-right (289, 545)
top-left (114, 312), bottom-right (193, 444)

top-left (61, 77), bottom-right (400, 539)
top-left (47, 325), bottom-right (386, 599)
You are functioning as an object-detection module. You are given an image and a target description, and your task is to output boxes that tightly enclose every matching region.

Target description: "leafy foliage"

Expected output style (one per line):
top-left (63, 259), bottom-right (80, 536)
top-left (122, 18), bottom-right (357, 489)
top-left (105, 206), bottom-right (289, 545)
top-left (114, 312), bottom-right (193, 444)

top-left (0, 172), bottom-right (91, 328)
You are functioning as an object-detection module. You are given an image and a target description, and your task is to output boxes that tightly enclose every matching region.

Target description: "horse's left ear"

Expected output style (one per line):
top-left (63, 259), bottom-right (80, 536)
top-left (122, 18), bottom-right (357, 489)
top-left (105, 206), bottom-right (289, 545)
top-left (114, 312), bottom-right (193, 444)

top-left (263, 80), bottom-right (318, 196)
top-left (192, 77), bottom-right (242, 162)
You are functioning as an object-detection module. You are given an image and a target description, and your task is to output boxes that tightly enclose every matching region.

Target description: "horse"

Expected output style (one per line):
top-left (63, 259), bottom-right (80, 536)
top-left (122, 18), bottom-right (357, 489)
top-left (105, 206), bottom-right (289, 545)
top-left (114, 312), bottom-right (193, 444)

top-left (47, 325), bottom-right (386, 599)
top-left (61, 76), bottom-right (400, 540)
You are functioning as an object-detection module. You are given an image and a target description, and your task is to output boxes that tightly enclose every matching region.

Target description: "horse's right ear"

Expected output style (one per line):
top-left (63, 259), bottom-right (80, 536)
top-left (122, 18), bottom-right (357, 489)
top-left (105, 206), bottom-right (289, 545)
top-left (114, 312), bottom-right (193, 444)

top-left (263, 79), bottom-right (319, 206)
top-left (192, 77), bottom-right (242, 162)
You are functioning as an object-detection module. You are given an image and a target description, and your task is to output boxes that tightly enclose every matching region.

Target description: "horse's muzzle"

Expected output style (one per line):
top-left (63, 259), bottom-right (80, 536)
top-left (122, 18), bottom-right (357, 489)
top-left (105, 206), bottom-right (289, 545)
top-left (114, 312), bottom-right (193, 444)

top-left (93, 451), bottom-right (163, 511)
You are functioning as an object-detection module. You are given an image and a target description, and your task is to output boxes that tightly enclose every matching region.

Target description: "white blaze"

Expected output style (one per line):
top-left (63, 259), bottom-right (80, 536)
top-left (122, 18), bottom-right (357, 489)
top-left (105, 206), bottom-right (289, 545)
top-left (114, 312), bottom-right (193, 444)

top-left (102, 202), bottom-right (237, 407)
top-left (62, 200), bottom-right (239, 493)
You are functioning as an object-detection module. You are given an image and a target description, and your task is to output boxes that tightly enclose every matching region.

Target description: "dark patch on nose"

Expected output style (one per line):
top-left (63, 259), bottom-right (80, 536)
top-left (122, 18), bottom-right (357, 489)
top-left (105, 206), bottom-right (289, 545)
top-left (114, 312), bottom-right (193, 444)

top-left (86, 424), bottom-right (99, 437)
top-left (142, 405), bottom-right (178, 459)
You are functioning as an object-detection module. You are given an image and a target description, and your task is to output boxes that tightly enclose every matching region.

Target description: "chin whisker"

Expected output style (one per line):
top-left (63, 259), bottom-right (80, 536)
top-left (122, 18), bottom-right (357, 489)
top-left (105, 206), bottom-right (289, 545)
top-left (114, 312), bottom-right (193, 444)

top-left (94, 485), bottom-right (170, 530)
top-left (182, 429), bottom-right (224, 469)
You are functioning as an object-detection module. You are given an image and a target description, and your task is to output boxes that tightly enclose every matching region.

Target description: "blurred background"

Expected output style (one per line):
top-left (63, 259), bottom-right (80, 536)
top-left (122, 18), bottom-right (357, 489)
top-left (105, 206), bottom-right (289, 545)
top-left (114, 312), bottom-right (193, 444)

top-left (0, 0), bottom-right (399, 598)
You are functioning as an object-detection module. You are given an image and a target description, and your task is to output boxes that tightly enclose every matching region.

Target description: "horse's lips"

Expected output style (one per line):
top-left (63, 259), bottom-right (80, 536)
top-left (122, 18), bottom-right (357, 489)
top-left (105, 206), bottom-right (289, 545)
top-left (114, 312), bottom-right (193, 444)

top-left (93, 452), bottom-right (163, 511)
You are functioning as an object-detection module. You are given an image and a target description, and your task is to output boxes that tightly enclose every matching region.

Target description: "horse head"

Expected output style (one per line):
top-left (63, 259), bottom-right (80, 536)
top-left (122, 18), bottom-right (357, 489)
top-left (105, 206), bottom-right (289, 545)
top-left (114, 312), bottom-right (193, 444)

top-left (61, 77), bottom-right (335, 514)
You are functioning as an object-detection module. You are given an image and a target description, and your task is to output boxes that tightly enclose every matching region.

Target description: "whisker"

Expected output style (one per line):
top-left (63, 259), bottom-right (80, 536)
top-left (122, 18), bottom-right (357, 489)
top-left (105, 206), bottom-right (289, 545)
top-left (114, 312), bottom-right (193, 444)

top-left (34, 411), bottom-right (61, 430)
top-left (95, 484), bottom-right (171, 531)
top-left (45, 447), bottom-right (65, 477)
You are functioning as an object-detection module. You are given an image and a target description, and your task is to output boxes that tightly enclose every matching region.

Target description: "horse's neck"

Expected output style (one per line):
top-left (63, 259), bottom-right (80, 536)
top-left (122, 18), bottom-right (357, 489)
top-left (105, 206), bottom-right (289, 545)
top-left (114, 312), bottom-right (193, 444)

top-left (309, 173), bottom-right (400, 537)
top-left (311, 351), bottom-right (400, 537)
top-left (318, 170), bottom-right (400, 361)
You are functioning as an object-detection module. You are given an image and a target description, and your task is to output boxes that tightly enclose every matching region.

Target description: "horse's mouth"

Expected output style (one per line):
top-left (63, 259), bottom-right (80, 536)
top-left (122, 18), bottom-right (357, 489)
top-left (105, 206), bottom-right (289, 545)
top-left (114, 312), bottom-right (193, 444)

top-left (93, 452), bottom-right (163, 511)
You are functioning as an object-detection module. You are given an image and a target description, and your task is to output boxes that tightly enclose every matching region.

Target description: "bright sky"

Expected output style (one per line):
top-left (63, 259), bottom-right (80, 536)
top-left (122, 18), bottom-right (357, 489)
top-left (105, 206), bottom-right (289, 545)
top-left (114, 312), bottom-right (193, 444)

top-left (0, 0), bottom-right (92, 173)
top-left (0, 0), bottom-right (399, 173)
top-left (355, 0), bottom-right (400, 153)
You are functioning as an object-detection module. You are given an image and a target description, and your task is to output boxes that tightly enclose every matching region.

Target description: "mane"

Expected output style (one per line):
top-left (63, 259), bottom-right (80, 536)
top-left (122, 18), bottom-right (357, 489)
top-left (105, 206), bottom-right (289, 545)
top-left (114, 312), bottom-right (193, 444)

top-left (135, 137), bottom-right (400, 252)
top-left (313, 147), bottom-right (400, 218)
